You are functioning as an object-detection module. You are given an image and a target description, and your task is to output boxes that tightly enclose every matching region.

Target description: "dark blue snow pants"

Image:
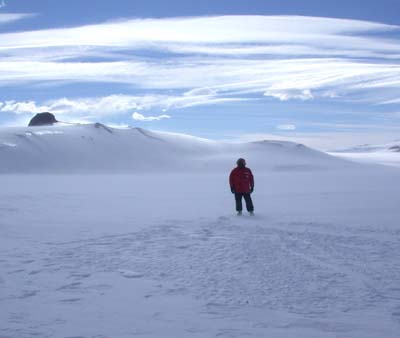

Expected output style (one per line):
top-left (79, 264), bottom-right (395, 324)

top-left (234, 193), bottom-right (254, 212)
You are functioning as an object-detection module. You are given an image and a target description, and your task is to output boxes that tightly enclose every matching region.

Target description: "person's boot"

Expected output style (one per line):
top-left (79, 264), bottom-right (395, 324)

top-left (249, 211), bottom-right (254, 216)
top-left (237, 211), bottom-right (242, 216)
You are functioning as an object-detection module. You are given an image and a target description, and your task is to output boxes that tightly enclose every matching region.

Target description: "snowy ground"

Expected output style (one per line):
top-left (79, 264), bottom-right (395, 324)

top-left (1, 169), bottom-right (400, 338)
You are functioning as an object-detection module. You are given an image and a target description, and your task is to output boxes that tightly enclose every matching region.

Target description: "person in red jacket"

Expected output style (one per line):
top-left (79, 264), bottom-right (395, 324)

top-left (229, 158), bottom-right (254, 215)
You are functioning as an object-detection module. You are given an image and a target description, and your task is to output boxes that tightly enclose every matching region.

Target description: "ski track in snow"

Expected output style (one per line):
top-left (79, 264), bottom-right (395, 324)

top-left (1, 216), bottom-right (400, 337)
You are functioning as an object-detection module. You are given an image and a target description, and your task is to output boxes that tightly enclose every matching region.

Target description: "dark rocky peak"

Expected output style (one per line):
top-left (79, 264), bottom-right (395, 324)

top-left (94, 122), bottom-right (113, 134)
top-left (28, 112), bottom-right (58, 127)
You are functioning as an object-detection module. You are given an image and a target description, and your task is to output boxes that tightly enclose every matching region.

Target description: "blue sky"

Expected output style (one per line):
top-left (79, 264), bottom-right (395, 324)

top-left (0, 0), bottom-right (399, 149)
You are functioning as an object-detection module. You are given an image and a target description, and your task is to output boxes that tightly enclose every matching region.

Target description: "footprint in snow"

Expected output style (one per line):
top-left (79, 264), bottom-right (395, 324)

top-left (17, 290), bottom-right (39, 299)
top-left (217, 216), bottom-right (230, 222)
top-left (59, 297), bottom-right (82, 303)
top-left (21, 259), bottom-right (35, 264)
top-left (175, 245), bottom-right (189, 249)
top-left (119, 269), bottom-right (144, 279)
top-left (57, 282), bottom-right (82, 291)
top-left (8, 269), bottom-right (25, 274)
top-left (69, 272), bottom-right (91, 279)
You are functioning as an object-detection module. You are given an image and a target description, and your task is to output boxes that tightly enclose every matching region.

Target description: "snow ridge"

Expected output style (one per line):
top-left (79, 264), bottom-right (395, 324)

top-left (0, 123), bottom-right (351, 173)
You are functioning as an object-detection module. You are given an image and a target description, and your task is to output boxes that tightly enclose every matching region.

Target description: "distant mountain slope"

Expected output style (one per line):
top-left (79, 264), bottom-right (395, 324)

top-left (329, 141), bottom-right (400, 168)
top-left (0, 123), bottom-right (352, 173)
top-left (332, 141), bottom-right (400, 153)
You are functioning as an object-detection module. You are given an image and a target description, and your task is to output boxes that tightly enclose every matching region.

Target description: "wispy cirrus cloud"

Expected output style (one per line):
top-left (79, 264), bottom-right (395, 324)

top-left (0, 12), bottom-right (34, 24)
top-left (380, 98), bottom-right (400, 105)
top-left (1, 15), bottom-right (399, 66)
top-left (0, 15), bottom-right (399, 119)
top-left (0, 58), bottom-right (399, 102)
top-left (0, 15), bottom-right (398, 50)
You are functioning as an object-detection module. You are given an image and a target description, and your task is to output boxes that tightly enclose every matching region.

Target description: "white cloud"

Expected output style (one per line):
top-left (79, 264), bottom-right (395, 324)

top-left (379, 98), bottom-right (400, 105)
top-left (276, 124), bottom-right (296, 131)
top-left (265, 89), bottom-right (313, 101)
top-left (0, 100), bottom-right (47, 114)
top-left (132, 112), bottom-right (170, 122)
top-left (0, 13), bottom-right (34, 24)
top-left (161, 43), bottom-right (400, 59)
top-left (0, 58), bottom-right (398, 105)
top-left (0, 15), bottom-right (399, 107)
top-left (0, 15), bottom-right (397, 49)
top-left (0, 92), bottom-right (246, 119)
top-left (0, 1), bottom-right (5, 9)
top-left (184, 87), bottom-right (217, 96)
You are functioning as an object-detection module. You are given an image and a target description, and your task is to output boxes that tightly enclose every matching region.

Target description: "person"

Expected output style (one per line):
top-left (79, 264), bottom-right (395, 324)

top-left (229, 158), bottom-right (254, 215)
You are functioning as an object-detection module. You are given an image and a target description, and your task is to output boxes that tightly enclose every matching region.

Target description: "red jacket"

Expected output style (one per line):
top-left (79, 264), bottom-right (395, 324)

top-left (229, 167), bottom-right (254, 193)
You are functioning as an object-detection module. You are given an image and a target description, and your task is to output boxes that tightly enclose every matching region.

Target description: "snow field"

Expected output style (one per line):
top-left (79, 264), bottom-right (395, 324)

top-left (1, 171), bottom-right (400, 337)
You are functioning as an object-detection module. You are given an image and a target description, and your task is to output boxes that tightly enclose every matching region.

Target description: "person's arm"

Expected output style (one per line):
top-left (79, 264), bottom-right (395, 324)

top-left (229, 170), bottom-right (235, 193)
top-left (249, 169), bottom-right (254, 193)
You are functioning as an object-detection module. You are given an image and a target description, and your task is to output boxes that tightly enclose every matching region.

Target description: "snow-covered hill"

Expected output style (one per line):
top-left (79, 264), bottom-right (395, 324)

top-left (0, 123), bottom-right (350, 173)
top-left (329, 140), bottom-right (400, 167)
top-left (332, 140), bottom-right (400, 153)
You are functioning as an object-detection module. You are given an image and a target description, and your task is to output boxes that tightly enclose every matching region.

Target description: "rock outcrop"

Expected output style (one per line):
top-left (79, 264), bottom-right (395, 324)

top-left (28, 112), bottom-right (58, 127)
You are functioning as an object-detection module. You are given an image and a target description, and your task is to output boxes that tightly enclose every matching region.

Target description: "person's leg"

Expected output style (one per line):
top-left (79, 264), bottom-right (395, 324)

top-left (243, 193), bottom-right (254, 212)
top-left (235, 193), bottom-right (243, 212)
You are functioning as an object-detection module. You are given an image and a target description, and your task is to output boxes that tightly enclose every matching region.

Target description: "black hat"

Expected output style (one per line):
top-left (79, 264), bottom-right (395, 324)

top-left (236, 158), bottom-right (246, 167)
